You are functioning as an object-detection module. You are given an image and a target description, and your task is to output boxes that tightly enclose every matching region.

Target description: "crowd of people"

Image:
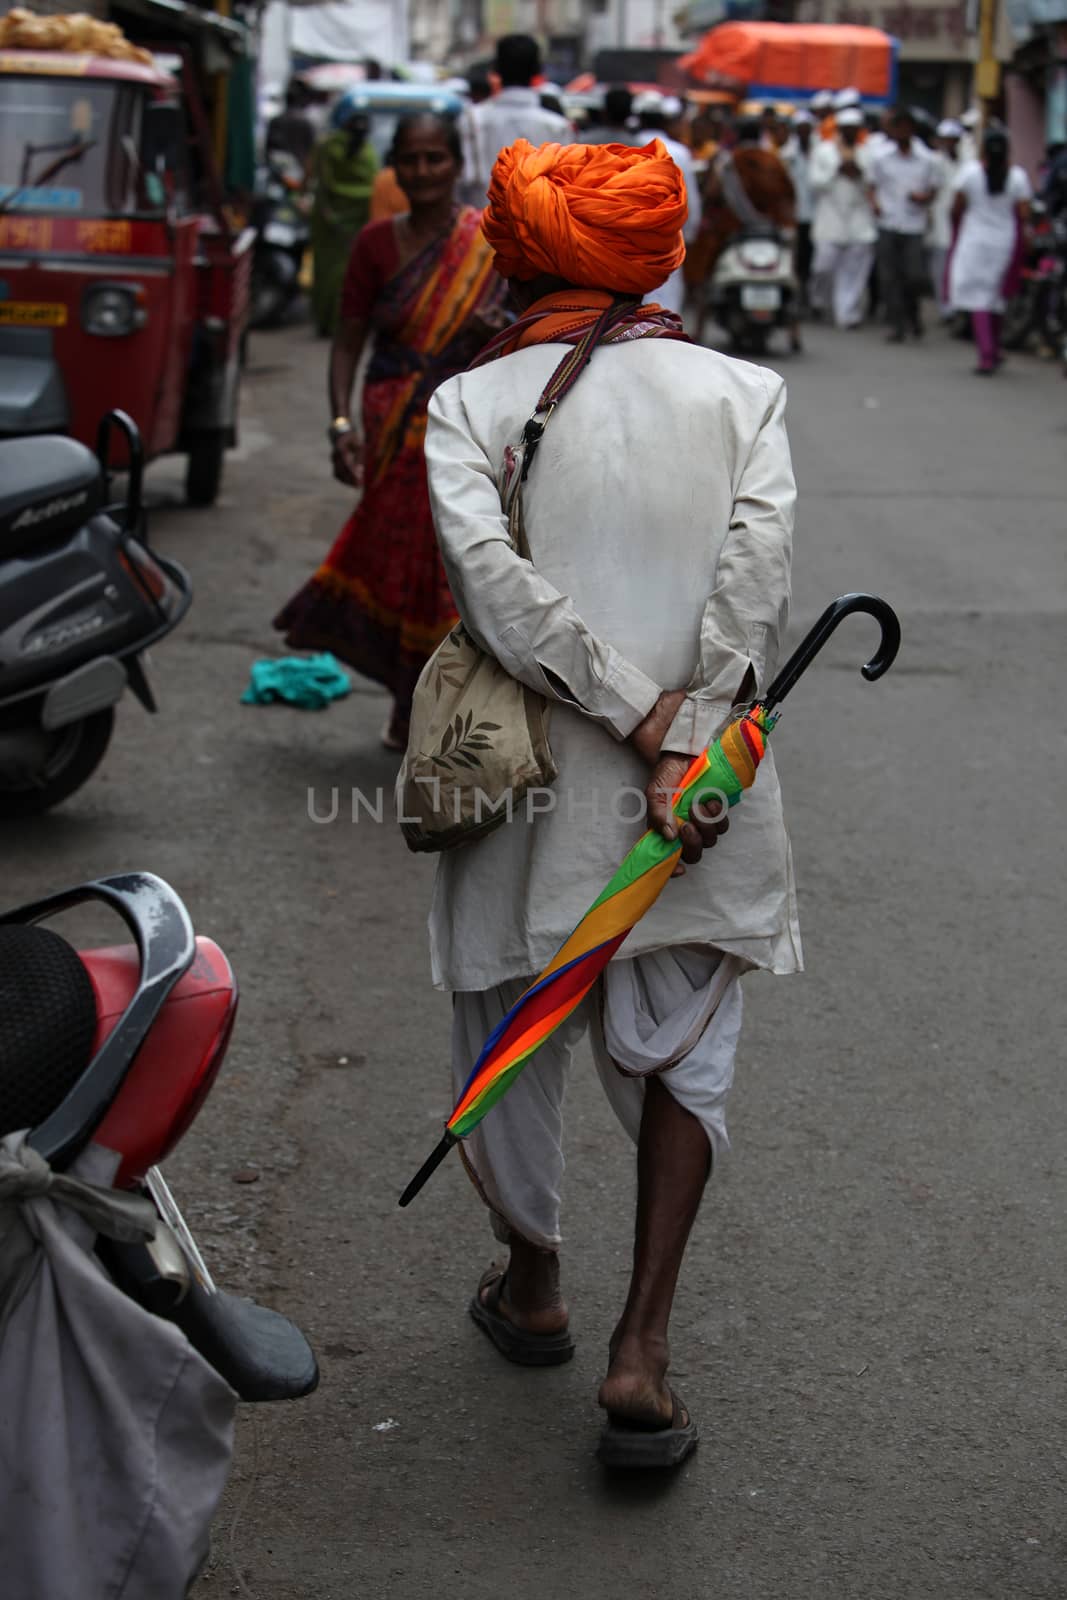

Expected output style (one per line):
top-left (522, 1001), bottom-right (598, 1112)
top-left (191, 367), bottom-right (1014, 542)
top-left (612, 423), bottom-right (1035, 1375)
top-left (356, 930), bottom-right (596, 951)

top-left (264, 35), bottom-right (1054, 761)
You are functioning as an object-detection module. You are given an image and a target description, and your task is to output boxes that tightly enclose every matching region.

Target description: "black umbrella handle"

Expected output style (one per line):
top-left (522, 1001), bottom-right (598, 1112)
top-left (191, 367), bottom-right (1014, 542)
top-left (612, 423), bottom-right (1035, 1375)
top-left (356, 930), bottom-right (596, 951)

top-left (760, 593), bottom-right (901, 713)
top-left (398, 1129), bottom-right (457, 1208)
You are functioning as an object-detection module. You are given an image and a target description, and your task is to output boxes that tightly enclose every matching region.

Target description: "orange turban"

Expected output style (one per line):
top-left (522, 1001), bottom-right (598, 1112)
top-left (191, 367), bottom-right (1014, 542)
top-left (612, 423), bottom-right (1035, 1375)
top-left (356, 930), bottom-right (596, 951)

top-left (483, 139), bottom-right (687, 294)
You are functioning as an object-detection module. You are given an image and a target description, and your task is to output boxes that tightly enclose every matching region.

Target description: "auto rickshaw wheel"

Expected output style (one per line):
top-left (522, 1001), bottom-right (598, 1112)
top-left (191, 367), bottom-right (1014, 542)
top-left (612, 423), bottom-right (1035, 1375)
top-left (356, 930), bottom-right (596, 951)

top-left (186, 435), bottom-right (225, 507)
top-left (0, 709), bottom-right (114, 817)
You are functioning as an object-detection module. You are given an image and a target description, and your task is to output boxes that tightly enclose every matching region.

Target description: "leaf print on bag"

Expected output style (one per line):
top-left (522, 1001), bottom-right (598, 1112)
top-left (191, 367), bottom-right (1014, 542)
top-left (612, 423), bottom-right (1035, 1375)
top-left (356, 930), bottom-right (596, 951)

top-left (430, 715), bottom-right (503, 773)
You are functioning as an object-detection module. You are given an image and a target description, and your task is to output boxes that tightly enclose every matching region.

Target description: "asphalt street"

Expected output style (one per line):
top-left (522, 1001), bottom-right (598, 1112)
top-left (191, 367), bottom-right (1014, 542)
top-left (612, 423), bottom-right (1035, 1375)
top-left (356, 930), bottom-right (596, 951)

top-left (5, 316), bottom-right (1066, 1599)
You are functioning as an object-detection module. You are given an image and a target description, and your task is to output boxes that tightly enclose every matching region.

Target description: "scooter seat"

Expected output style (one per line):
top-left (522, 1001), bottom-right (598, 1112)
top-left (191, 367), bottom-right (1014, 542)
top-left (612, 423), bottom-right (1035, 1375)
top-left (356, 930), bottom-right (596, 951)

top-left (0, 436), bottom-right (104, 559)
top-left (0, 924), bottom-right (97, 1139)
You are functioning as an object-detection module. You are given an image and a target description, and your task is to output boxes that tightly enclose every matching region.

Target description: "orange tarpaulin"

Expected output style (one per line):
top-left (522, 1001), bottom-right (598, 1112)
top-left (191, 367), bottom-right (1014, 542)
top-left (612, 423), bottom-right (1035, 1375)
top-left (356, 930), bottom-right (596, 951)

top-left (680, 23), bottom-right (897, 101)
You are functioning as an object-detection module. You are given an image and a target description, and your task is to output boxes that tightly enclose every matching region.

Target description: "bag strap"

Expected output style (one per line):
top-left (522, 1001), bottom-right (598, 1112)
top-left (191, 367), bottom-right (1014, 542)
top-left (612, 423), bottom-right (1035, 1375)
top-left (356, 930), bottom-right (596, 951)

top-left (518, 297), bottom-right (639, 482)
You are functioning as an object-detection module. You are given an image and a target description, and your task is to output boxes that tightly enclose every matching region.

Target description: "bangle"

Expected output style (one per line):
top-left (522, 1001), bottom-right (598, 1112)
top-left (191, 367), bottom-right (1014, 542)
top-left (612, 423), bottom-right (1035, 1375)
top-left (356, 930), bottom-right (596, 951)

top-left (328, 416), bottom-right (353, 445)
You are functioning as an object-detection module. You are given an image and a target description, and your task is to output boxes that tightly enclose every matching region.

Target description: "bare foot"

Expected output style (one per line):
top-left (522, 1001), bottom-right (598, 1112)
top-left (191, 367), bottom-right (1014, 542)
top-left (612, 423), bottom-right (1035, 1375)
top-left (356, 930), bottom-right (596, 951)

top-left (598, 1331), bottom-right (673, 1428)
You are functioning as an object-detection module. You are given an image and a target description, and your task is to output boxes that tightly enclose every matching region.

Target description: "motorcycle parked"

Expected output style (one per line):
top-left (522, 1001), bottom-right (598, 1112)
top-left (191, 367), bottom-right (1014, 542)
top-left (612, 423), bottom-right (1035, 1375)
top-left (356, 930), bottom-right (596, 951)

top-left (0, 410), bottom-right (190, 816)
top-left (0, 871), bottom-right (318, 1597)
top-left (706, 226), bottom-right (797, 356)
top-left (249, 152), bottom-right (311, 330)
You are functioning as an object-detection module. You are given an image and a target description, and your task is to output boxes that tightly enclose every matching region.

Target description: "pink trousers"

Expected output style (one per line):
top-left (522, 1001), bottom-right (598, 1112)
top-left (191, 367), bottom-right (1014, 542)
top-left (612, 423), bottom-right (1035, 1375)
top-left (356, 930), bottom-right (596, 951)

top-left (972, 311), bottom-right (1003, 372)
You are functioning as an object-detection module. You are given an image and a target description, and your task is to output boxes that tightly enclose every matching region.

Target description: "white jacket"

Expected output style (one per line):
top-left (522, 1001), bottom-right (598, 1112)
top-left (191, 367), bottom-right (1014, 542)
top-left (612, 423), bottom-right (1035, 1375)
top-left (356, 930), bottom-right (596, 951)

top-left (424, 341), bottom-right (801, 991)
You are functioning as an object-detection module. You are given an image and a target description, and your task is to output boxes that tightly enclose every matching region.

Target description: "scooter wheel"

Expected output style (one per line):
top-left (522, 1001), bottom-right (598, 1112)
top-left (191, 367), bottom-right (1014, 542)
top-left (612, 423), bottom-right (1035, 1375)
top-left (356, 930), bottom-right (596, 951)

top-left (0, 708), bottom-right (114, 817)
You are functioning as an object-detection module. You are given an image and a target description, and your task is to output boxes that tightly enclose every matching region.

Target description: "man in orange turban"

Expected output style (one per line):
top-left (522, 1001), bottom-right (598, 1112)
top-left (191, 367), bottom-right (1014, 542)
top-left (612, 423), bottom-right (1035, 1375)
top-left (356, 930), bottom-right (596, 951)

top-left (422, 132), bottom-right (799, 1472)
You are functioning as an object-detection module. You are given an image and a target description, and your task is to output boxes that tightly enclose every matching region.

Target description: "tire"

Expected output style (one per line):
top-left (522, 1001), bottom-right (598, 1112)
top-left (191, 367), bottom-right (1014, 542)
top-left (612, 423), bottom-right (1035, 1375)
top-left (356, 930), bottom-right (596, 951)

top-left (186, 434), bottom-right (225, 507)
top-left (0, 708), bottom-right (114, 817)
top-left (745, 324), bottom-right (769, 356)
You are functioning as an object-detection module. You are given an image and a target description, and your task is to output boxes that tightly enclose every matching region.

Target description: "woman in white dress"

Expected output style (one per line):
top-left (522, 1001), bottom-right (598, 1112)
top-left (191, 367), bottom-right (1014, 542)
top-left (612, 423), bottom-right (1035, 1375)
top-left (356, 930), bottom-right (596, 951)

top-left (949, 126), bottom-right (1032, 374)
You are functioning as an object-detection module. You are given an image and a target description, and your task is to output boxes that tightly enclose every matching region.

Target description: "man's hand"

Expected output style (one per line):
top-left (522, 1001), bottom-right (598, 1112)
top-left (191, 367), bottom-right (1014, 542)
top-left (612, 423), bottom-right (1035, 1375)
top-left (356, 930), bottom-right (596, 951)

top-left (332, 433), bottom-right (364, 488)
top-left (630, 689), bottom-right (687, 767)
top-left (645, 752), bottom-right (729, 877)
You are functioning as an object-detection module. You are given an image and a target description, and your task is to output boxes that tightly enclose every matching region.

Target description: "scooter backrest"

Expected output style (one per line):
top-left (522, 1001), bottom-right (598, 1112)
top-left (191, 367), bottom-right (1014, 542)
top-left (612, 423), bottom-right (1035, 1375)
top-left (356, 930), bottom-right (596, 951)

top-left (0, 924), bottom-right (97, 1137)
top-left (0, 436), bottom-right (104, 559)
top-left (3, 873), bottom-right (195, 1171)
top-left (89, 937), bottom-right (238, 1187)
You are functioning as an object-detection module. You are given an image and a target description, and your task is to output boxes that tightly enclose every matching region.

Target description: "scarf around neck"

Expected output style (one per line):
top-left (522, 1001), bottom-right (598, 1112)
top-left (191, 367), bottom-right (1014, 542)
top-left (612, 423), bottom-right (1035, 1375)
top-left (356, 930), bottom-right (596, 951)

top-left (470, 288), bottom-right (689, 366)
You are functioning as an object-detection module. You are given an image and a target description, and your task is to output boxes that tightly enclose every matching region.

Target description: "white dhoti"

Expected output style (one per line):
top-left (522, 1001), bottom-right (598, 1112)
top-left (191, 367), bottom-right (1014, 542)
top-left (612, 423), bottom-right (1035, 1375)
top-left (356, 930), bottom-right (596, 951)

top-left (452, 947), bottom-right (746, 1251)
top-left (812, 240), bottom-right (874, 328)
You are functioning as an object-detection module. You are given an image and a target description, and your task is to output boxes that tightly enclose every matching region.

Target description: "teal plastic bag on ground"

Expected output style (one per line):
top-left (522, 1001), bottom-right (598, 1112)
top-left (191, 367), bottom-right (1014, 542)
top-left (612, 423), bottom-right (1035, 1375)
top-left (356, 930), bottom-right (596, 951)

top-left (241, 653), bottom-right (351, 710)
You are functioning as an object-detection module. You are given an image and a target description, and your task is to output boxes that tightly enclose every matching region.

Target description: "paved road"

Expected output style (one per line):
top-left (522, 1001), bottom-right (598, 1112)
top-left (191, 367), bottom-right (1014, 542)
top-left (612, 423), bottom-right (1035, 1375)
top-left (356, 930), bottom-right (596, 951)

top-left (6, 319), bottom-right (1066, 1600)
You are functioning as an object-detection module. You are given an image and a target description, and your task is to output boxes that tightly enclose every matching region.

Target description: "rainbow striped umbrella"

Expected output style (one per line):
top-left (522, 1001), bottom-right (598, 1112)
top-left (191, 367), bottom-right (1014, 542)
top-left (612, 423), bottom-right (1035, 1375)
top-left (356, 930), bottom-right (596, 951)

top-left (399, 594), bottom-right (900, 1207)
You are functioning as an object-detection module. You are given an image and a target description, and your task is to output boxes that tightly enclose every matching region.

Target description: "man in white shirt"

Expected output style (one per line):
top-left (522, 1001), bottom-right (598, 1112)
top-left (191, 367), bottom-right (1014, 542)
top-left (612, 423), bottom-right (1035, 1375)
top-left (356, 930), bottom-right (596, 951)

top-left (460, 34), bottom-right (570, 205)
top-left (810, 107), bottom-right (878, 327)
top-left (868, 105), bottom-right (940, 341)
top-left (927, 118), bottom-right (963, 319)
top-left (782, 108), bottom-right (816, 308)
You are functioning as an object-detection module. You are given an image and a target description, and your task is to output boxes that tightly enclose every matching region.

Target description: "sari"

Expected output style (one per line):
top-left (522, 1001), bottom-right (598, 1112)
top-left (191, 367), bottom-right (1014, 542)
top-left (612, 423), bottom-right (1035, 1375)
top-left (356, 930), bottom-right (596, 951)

top-left (276, 206), bottom-right (506, 712)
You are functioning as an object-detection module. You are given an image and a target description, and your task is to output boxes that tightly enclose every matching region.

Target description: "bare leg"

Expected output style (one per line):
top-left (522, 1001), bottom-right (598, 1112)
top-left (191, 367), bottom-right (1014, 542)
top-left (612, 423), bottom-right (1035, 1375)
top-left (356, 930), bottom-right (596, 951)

top-left (598, 1075), bottom-right (712, 1426)
top-left (479, 1236), bottom-right (569, 1335)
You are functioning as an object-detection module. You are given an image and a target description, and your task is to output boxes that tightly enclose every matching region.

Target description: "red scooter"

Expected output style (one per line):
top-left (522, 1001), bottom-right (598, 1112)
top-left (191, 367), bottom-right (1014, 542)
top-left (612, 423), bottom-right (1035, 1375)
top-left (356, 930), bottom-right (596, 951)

top-left (1, 869), bottom-right (317, 1391)
top-left (0, 872), bottom-right (317, 1592)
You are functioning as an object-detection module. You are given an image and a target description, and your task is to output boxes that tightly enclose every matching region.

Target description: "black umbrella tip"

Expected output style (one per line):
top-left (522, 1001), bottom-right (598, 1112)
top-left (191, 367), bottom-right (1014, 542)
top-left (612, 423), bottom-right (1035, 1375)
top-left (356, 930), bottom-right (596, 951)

top-left (398, 1129), bottom-right (457, 1208)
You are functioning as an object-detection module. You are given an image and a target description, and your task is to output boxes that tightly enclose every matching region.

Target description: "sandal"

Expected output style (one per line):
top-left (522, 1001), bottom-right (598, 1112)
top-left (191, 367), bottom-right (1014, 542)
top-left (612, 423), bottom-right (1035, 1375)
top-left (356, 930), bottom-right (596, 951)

top-left (597, 1386), bottom-right (699, 1470)
top-left (468, 1265), bottom-right (575, 1367)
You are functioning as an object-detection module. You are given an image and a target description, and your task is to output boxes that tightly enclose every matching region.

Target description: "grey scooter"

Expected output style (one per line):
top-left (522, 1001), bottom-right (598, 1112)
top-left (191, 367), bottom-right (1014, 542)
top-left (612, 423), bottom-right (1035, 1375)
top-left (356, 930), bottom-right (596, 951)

top-left (0, 411), bottom-right (190, 815)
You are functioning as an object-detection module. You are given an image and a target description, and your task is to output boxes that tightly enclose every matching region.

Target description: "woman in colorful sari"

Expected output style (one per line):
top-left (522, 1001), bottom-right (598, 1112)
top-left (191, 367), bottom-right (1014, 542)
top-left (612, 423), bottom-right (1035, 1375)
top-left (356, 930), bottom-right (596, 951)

top-left (275, 114), bottom-right (507, 748)
top-left (309, 106), bottom-right (380, 338)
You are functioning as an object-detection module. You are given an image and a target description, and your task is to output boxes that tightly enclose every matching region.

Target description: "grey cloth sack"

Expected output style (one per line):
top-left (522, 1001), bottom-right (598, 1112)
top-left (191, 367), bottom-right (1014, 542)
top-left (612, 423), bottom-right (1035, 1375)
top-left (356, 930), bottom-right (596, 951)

top-left (0, 1132), bottom-right (236, 1599)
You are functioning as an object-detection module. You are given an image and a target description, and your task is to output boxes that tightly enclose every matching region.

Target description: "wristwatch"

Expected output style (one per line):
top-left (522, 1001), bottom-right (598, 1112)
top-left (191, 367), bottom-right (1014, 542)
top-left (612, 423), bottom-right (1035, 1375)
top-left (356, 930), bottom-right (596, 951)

top-left (328, 415), bottom-right (353, 445)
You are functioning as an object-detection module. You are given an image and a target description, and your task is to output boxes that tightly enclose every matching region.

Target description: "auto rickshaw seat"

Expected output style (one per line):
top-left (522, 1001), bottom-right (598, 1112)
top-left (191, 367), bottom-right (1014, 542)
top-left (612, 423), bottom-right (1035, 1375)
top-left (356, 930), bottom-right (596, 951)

top-left (0, 436), bottom-right (104, 558)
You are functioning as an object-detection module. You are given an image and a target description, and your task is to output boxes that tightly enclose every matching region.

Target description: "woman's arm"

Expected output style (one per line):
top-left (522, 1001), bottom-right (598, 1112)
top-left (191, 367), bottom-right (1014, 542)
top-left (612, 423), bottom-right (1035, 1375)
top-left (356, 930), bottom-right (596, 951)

top-left (327, 318), bottom-right (368, 487)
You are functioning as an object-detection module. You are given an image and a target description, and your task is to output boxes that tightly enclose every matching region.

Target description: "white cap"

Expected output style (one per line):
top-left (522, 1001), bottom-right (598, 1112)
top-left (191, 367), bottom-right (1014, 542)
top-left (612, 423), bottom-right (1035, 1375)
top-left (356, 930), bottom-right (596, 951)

top-left (937, 117), bottom-right (963, 138)
top-left (811, 90), bottom-right (833, 113)
top-left (836, 107), bottom-right (864, 128)
top-left (660, 94), bottom-right (683, 119)
top-left (833, 86), bottom-right (861, 110)
top-left (631, 89), bottom-right (665, 116)
top-left (792, 108), bottom-right (815, 126)
top-left (960, 107), bottom-right (981, 127)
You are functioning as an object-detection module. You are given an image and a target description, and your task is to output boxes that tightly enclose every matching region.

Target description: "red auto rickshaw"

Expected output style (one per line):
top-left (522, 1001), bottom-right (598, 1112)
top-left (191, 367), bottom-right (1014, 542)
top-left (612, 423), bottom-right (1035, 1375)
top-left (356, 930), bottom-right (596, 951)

top-left (0, 44), bottom-right (251, 505)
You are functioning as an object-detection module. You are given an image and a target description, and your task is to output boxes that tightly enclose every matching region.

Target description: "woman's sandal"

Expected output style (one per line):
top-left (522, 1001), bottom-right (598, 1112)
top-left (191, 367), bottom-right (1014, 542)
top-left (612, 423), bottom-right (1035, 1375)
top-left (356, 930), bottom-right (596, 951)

top-left (468, 1265), bottom-right (575, 1367)
top-left (597, 1386), bottom-right (700, 1470)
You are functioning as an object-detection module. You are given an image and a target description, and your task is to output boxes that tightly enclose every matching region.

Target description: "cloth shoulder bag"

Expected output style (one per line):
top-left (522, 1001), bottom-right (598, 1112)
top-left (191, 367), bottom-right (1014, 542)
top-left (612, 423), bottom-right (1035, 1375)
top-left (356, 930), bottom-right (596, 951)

top-left (397, 308), bottom-right (622, 853)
